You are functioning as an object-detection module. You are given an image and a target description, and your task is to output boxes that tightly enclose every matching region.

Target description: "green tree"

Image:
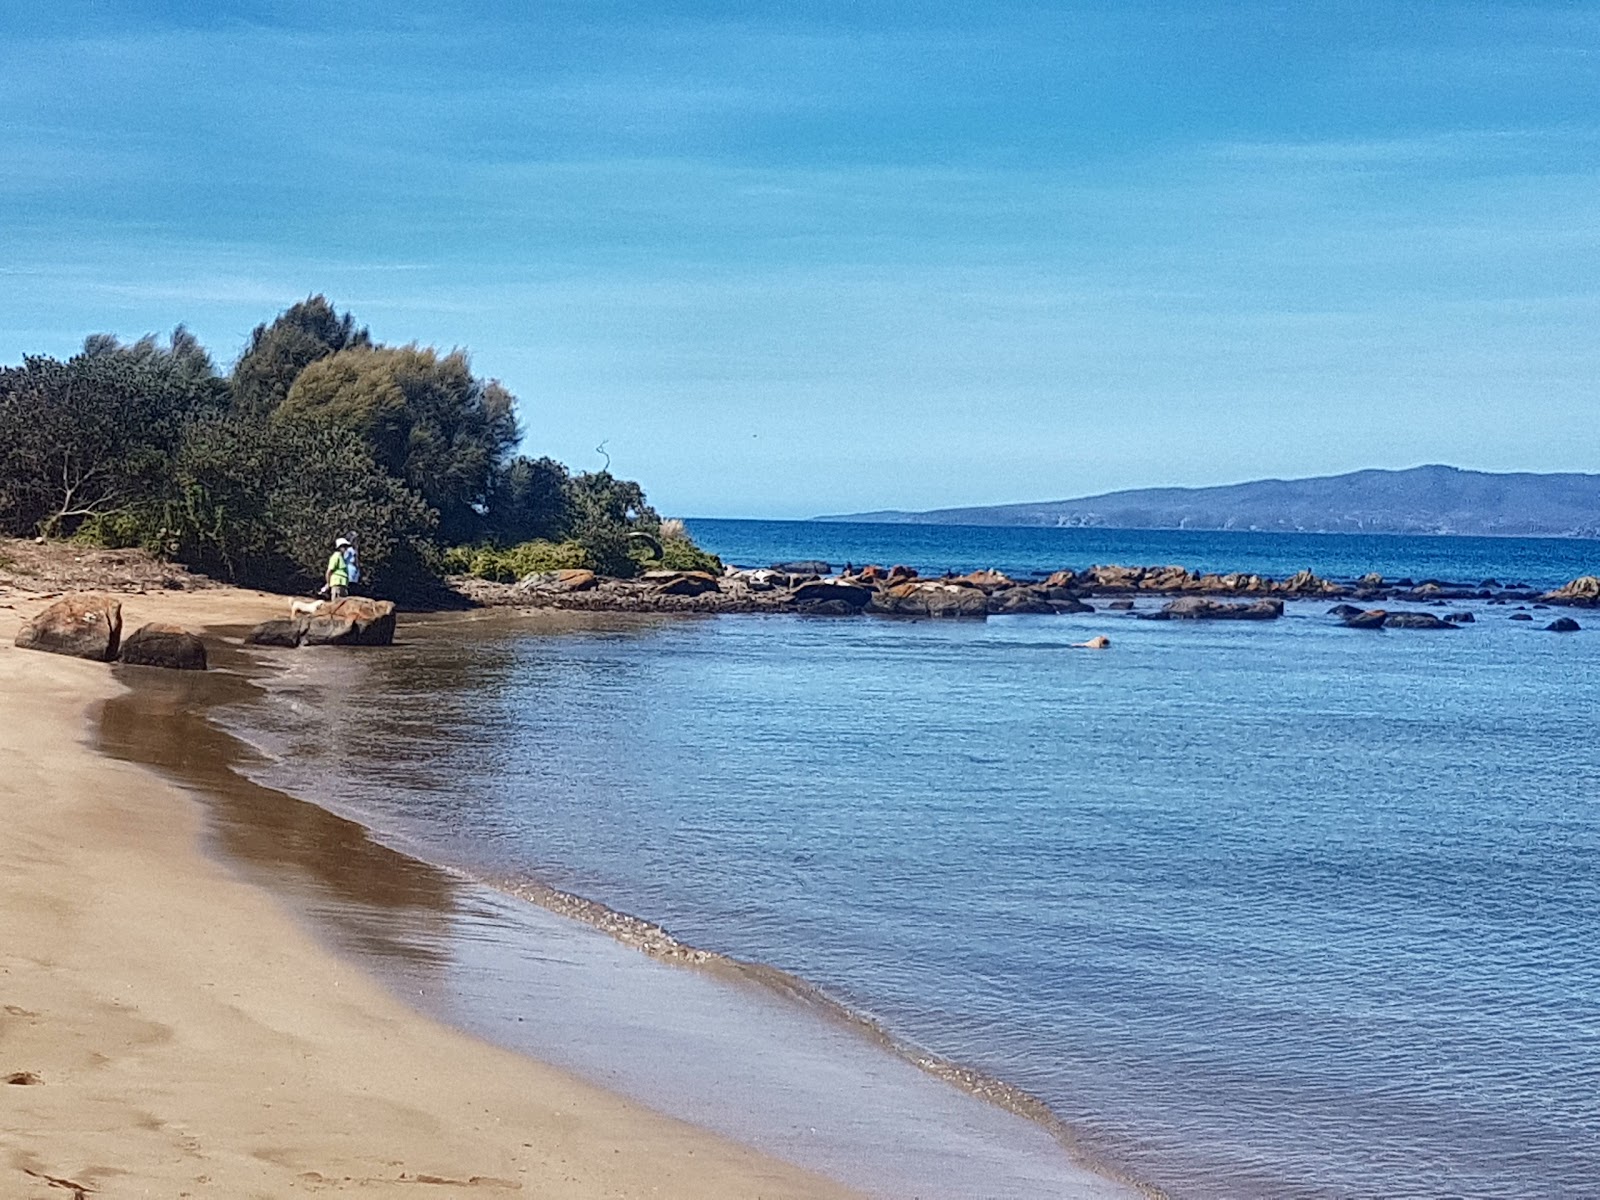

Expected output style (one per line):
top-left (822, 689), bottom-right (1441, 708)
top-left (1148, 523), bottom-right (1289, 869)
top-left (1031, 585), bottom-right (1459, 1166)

top-left (161, 415), bottom-right (437, 589)
top-left (485, 455), bottom-right (572, 543)
top-left (0, 331), bottom-right (228, 536)
top-left (279, 344), bottom-right (519, 544)
top-left (231, 295), bottom-right (369, 419)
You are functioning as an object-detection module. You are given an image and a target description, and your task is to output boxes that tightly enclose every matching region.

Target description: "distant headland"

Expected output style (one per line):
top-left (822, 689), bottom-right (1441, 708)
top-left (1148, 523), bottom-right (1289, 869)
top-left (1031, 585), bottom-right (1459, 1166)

top-left (817, 465), bottom-right (1600, 539)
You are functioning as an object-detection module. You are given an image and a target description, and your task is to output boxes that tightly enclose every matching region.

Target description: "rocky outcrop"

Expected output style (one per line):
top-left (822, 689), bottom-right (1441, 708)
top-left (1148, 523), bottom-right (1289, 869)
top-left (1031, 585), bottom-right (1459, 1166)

top-left (515, 568), bottom-right (597, 593)
top-left (1546, 617), bottom-right (1581, 632)
top-left (1277, 569), bottom-right (1347, 597)
top-left (951, 569), bottom-right (1016, 592)
top-left (1374, 611), bottom-right (1458, 630)
top-left (1541, 576), bottom-right (1600, 606)
top-left (119, 622), bottom-right (207, 670)
top-left (870, 581), bottom-right (990, 619)
top-left (987, 587), bottom-right (1055, 615)
top-left (645, 570), bottom-right (720, 597)
top-left (1146, 597), bottom-right (1283, 621)
top-left (791, 581), bottom-right (874, 609)
top-left (13, 593), bottom-right (122, 661)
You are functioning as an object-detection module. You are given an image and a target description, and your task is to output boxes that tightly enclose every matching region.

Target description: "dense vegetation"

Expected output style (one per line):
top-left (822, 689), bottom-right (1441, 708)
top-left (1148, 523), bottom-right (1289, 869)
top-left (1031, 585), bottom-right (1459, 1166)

top-left (0, 296), bottom-right (718, 592)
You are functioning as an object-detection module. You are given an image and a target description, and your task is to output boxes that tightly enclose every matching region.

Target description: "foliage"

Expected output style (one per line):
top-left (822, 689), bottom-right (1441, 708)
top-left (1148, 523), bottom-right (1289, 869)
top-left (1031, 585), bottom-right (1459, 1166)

top-left (0, 333), bottom-right (227, 537)
top-left (279, 345), bottom-right (518, 544)
top-left (441, 539), bottom-right (592, 582)
top-left (4, 297), bottom-right (704, 595)
top-left (485, 455), bottom-right (572, 544)
top-left (231, 295), bottom-right (369, 418)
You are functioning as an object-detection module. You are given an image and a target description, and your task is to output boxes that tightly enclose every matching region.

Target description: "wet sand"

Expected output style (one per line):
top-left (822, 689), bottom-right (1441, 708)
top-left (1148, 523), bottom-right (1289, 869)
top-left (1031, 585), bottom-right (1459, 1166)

top-left (0, 588), bottom-right (858, 1199)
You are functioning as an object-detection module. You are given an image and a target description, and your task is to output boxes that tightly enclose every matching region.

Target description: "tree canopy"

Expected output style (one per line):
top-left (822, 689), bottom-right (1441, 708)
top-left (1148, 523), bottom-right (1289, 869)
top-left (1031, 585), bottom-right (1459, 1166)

top-left (0, 297), bottom-right (712, 592)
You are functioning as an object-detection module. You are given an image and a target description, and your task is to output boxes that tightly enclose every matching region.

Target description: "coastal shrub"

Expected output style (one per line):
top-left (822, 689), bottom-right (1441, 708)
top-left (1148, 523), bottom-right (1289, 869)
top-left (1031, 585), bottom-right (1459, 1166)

top-left (442, 539), bottom-right (592, 582)
top-left (231, 295), bottom-right (370, 419)
top-left (3, 298), bottom-right (693, 596)
top-left (637, 521), bottom-right (723, 574)
top-left (278, 345), bottom-right (518, 545)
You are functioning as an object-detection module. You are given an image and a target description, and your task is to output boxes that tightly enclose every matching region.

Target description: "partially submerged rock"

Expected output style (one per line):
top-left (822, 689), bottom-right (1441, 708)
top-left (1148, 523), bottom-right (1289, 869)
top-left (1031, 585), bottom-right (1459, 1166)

top-left (246, 598), bottom-right (397, 648)
top-left (1546, 617), bottom-right (1581, 632)
top-left (120, 622), bottom-right (207, 670)
top-left (13, 593), bottom-right (122, 661)
top-left (870, 581), bottom-right (989, 619)
top-left (1148, 597), bottom-right (1283, 621)
top-left (1542, 576), bottom-right (1600, 606)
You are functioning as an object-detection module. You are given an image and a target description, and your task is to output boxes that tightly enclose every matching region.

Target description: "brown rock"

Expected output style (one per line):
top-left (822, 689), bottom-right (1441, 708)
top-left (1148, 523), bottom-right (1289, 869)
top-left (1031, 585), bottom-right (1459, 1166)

top-left (245, 619), bottom-right (306, 648)
top-left (1276, 569), bottom-right (1347, 597)
top-left (647, 571), bottom-right (720, 597)
top-left (119, 622), bottom-right (207, 670)
top-left (1043, 570), bottom-right (1078, 590)
top-left (1541, 576), bottom-right (1600, 607)
top-left (987, 587), bottom-right (1055, 615)
top-left (1149, 596), bottom-right (1283, 621)
top-left (886, 565), bottom-right (919, 584)
top-left (951, 568), bottom-right (1016, 592)
top-left (302, 597), bottom-right (397, 646)
top-left (13, 593), bottom-right (122, 661)
top-left (870, 581), bottom-right (989, 619)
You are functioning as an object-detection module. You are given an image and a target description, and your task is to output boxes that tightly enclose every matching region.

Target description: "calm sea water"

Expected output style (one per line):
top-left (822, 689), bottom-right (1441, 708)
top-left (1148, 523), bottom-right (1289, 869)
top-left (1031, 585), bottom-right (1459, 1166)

top-left (230, 523), bottom-right (1600, 1199)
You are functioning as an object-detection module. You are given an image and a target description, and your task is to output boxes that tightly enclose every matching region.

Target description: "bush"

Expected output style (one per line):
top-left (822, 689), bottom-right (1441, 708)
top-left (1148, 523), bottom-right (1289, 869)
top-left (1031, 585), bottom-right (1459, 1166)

top-left (441, 539), bottom-right (592, 582)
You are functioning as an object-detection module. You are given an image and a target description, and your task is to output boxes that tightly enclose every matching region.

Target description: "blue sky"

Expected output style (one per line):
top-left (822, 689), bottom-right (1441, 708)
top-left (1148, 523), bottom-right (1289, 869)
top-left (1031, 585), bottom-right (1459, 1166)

top-left (3, 2), bottom-right (1597, 517)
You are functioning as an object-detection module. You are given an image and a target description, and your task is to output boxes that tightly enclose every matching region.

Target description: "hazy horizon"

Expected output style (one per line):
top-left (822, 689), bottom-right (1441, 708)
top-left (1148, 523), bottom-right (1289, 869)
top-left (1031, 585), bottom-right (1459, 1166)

top-left (4, 2), bottom-right (1598, 519)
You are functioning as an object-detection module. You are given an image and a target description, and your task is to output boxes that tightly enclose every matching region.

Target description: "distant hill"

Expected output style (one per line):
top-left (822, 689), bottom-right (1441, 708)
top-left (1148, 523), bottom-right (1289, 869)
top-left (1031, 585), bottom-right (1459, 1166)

top-left (818, 466), bottom-right (1600, 538)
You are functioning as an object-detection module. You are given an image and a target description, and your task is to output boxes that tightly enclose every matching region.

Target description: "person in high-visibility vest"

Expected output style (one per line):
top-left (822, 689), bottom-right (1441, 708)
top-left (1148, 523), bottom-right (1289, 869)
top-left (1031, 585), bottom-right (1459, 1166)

top-left (325, 537), bottom-right (353, 600)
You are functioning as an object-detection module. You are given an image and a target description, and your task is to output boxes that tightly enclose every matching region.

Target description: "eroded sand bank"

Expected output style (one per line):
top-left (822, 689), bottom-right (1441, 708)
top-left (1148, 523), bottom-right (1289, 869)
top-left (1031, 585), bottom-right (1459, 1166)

top-left (0, 588), bottom-right (857, 1199)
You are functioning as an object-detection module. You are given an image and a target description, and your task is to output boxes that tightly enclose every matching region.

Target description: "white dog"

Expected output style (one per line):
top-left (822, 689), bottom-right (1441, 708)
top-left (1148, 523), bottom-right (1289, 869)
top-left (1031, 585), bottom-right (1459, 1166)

top-left (289, 598), bottom-right (324, 618)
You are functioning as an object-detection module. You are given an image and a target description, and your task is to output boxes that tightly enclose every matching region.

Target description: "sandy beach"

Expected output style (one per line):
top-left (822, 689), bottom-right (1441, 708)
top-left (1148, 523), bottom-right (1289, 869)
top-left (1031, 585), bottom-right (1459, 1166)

top-left (0, 585), bottom-right (858, 1200)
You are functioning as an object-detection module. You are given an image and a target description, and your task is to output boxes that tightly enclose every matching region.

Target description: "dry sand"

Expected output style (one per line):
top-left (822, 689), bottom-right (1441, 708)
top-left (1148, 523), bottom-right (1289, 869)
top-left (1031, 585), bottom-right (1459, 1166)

top-left (0, 586), bottom-right (859, 1200)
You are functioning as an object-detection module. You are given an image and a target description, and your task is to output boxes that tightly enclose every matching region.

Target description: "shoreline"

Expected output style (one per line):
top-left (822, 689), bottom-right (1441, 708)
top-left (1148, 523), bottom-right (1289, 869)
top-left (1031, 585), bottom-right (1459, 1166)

top-left (118, 607), bottom-right (1152, 1200)
top-left (0, 588), bottom-right (864, 1200)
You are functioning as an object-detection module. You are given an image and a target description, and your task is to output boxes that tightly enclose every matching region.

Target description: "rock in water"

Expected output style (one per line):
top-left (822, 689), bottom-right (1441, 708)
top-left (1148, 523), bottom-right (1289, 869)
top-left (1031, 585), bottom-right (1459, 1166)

top-left (120, 622), bottom-right (207, 670)
top-left (1380, 612), bottom-right (1458, 630)
top-left (1341, 609), bottom-right (1390, 629)
top-left (1328, 604), bottom-right (1364, 619)
top-left (1150, 597), bottom-right (1283, 621)
top-left (301, 597), bottom-right (398, 646)
top-left (14, 593), bottom-right (123, 661)
top-left (1444, 612), bottom-right (1475, 623)
top-left (1541, 576), bottom-right (1600, 606)
top-left (988, 588), bottom-right (1056, 615)
top-left (245, 618), bottom-right (307, 647)
top-left (870, 581), bottom-right (989, 619)
top-left (1509, 613), bottom-right (1534, 622)
top-left (1546, 617), bottom-right (1581, 632)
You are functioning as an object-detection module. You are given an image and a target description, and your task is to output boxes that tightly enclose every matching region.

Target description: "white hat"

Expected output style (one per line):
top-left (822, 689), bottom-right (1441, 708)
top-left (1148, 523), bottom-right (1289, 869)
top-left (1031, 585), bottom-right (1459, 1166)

top-left (335, 537), bottom-right (351, 548)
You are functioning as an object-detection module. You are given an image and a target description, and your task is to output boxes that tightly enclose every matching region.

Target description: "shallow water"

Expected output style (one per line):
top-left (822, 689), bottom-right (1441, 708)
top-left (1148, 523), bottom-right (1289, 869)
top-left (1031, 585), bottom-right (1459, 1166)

top-left (224, 526), bottom-right (1600, 1198)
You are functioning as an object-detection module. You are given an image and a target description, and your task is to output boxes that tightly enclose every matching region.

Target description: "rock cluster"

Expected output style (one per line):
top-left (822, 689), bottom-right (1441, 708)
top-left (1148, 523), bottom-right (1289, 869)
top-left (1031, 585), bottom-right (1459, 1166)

top-left (13, 594), bottom-right (209, 670)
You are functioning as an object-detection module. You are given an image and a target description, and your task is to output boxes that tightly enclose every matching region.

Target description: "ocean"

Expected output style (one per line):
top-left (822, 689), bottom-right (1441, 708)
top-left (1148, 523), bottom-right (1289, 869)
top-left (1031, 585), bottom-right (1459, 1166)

top-left (217, 522), bottom-right (1600, 1199)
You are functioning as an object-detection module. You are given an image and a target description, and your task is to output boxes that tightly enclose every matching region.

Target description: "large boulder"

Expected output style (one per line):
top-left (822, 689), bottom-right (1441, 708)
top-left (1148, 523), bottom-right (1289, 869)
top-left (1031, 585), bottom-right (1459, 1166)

top-left (1546, 617), bottom-right (1582, 632)
top-left (1342, 609), bottom-right (1389, 629)
top-left (771, 560), bottom-right (832, 576)
top-left (645, 570), bottom-right (720, 597)
top-left (516, 568), bottom-right (597, 593)
top-left (1542, 576), bottom-right (1600, 607)
top-left (951, 569), bottom-right (1016, 592)
top-left (1139, 565), bottom-right (1198, 592)
top-left (791, 580), bottom-right (873, 609)
top-left (988, 587), bottom-right (1055, 615)
top-left (871, 581), bottom-right (989, 619)
top-left (301, 597), bottom-right (397, 646)
top-left (1276, 569), bottom-right (1347, 597)
top-left (119, 622), bottom-right (207, 671)
top-left (1147, 597), bottom-right (1283, 621)
top-left (245, 619), bottom-right (306, 648)
top-left (1379, 611), bottom-right (1458, 630)
top-left (14, 593), bottom-right (122, 661)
